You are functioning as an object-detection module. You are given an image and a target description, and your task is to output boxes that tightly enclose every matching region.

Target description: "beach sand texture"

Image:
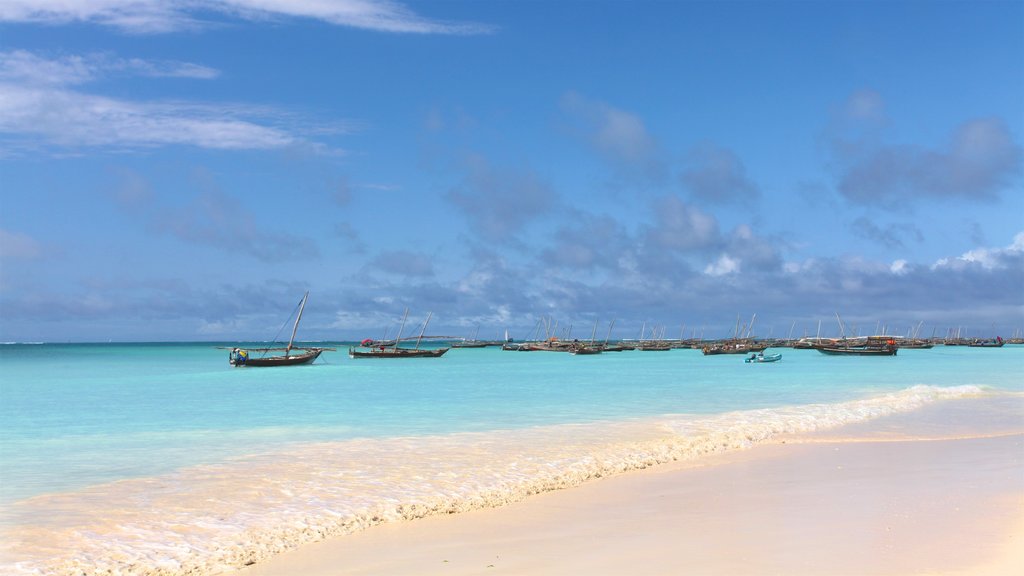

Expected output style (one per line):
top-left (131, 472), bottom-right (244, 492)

top-left (243, 399), bottom-right (1023, 576)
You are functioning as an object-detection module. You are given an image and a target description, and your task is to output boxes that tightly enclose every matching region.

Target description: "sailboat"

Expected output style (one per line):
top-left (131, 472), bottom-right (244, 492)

top-left (228, 292), bottom-right (332, 367)
top-left (349, 310), bottom-right (450, 358)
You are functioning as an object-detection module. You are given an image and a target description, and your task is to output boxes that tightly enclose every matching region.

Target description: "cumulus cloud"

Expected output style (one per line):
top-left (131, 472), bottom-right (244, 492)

top-left (703, 254), bottom-right (739, 276)
top-left (643, 195), bottom-right (720, 252)
top-left (833, 108), bottom-right (1021, 205)
top-left (0, 50), bottom-right (342, 154)
top-left (447, 155), bottom-right (557, 243)
top-left (541, 214), bottom-right (631, 271)
top-left (932, 231), bottom-right (1024, 271)
top-left (679, 143), bottom-right (759, 204)
top-left (560, 91), bottom-right (668, 184)
top-left (0, 0), bottom-right (494, 35)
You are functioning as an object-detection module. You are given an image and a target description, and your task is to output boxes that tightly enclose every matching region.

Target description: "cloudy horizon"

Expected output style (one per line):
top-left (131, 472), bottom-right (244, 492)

top-left (1, 1), bottom-right (1021, 343)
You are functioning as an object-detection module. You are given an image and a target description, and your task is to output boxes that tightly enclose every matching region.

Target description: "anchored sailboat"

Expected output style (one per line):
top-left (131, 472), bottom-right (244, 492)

top-left (349, 309), bottom-right (450, 358)
top-left (227, 292), bottom-right (333, 367)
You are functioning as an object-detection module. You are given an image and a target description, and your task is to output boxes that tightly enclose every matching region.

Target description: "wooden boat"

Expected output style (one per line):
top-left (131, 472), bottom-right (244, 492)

top-left (968, 337), bottom-right (1005, 348)
top-left (702, 339), bottom-right (768, 355)
top-left (745, 352), bottom-right (782, 363)
top-left (813, 334), bottom-right (899, 356)
top-left (228, 292), bottom-right (333, 367)
top-left (637, 343), bottom-right (672, 351)
top-left (349, 347), bottom-right (449, 358)
top-left (816, 346), bottom-right (897, 356)
top-left (451, 340), bottom-right (489, 348)
top-left (600, 343), bottom-right (632, 352)
top-left (349, 310), bottom-right (450, 359)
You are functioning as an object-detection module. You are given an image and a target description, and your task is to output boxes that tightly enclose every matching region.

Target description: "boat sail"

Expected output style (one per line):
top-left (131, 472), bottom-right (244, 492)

top-left (228, 292), bottom-right (333, 367)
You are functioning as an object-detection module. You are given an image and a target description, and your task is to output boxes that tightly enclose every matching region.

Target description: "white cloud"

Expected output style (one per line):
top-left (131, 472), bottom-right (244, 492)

top-left (0, 50), bottom-right (344, 153)
top-left (0, 85), bottom-right (298, 151)
top-left (889, 259), bottom-right (909, 275)
top-left (703, 254), bottom-right (740, 276)
top-left (0, 0), bottom-right (494, 34)
top-left (0, 50), bottom-right (220, 86)
top-left (931, 231), bottom-right (1024, 271)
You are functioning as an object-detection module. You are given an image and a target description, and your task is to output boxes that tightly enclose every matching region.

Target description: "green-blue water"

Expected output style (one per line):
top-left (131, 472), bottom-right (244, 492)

top-left (0, 343), bottom-right (1021, 575)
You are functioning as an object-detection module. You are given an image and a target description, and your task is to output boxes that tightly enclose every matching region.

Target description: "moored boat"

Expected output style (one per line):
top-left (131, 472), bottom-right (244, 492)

top-left (816, 346), bottom-right (897, 356)
top-left (702, 339), bottom-right (768, 355)
top-left (967, 337), bottom-right (1005, 348)
top-left (349, 310), bottom-right (450, 359)
top-left (227, 292), bottom-right (333, 367)
top-left (745, 352), bottom-right (782, 363)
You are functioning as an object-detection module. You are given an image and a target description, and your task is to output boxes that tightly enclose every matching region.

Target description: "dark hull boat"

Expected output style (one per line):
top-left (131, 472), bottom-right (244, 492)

top-left (451, 341), bottom-right (489, 348)
top-left (349, 347), bottom-right (449, 358)
top-left (235, 348), bottom-right (324, 366)
top-left (702, 341), bottom-right (768, 355)
top-left (350, 310), bottom-right (449, 359)
top-left (227, 292), bottom-right (332, 367)
top-left (816, 346), bottom-right (897, 356)
top-left (968, 337), bottom-right (1005, 348)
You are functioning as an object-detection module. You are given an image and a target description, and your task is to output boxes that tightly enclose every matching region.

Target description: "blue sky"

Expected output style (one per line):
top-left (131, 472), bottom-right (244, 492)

top-left (1, 0), bottom-right (1022, 342)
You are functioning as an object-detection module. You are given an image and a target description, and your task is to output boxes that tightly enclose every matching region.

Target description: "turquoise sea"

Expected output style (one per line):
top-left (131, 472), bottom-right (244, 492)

top-left (1, 343), bottom-right (1022, 575)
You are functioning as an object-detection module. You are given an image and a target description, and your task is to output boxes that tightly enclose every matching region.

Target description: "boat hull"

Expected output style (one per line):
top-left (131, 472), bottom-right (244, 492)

top-left (231, 349), bottom-right (323, 367)
top-left (816, 347), bottom-right (897, 356)
top-left (745, 353), bottom-right (782, 363)
top-left (349, 347), bottom-right (450, 358)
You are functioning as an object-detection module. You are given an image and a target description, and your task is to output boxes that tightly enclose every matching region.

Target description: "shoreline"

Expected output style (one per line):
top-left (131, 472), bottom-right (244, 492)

top-left (3, 391), bottom-right (1020, 575)
top-left (241, 398), bottom-right (1024, 576)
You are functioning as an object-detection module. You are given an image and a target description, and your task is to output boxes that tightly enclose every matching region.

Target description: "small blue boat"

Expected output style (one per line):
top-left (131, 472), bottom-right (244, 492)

top-left (745, 352), bottom-right (782, 363)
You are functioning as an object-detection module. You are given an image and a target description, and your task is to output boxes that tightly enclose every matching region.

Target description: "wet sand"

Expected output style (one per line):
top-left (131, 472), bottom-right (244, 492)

top-left (241, 398), bottom-right (1023, 575)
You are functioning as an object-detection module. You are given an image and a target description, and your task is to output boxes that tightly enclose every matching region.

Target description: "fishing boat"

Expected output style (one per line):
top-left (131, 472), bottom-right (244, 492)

top-left (702, 339), bottom-right (768, 355)
top-left (816, 346), bottom-right (897, 356)
top-left (570, 342), bottom-right (603, 355)
top-left (968, 337), bottom-right (1005, 348)
top-left (349, 346), bottom-right (449, 358)
top-left (745, 352), bottom-right (782, 363)
top-left (815, 337), bottom-right (898, 356)
top-left (349, 310), bottom-right (450, 358)
top-left (227, 292), bottom-right (333, 367)
top-left (451, 326), bottom-right (490, 348)
top-left (451, 339), bottom-right (489, 348)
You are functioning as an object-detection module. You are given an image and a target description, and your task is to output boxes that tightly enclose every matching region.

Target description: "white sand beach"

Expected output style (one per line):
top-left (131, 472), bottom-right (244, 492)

top-left (240, 397), bottom-right (1024, 576)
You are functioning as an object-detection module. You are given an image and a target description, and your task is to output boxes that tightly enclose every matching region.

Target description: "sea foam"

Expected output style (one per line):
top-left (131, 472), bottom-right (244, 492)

top-left (0, 385), bottom-right (990, 576)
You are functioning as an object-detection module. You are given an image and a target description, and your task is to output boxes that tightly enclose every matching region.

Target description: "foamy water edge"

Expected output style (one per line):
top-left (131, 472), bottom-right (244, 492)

top-left (0, 385), bottom-right (993, 576)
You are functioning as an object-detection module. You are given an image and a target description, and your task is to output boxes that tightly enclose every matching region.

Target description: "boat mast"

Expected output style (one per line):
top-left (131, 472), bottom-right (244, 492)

top-left (415, 311), bottom-right (432, 350)
top-left (394, 308), bottom-right (409, 350)
top-left (286, 291), bottom-right (309, 357)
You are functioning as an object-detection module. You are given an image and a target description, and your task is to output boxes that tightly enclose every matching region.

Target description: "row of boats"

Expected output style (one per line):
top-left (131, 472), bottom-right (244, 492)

top-left (225, 294), bottom-right (1009, 367)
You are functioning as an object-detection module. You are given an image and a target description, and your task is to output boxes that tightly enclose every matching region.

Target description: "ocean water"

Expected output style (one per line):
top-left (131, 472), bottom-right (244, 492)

top-left (0, 343), bottom-right (1021, 575)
